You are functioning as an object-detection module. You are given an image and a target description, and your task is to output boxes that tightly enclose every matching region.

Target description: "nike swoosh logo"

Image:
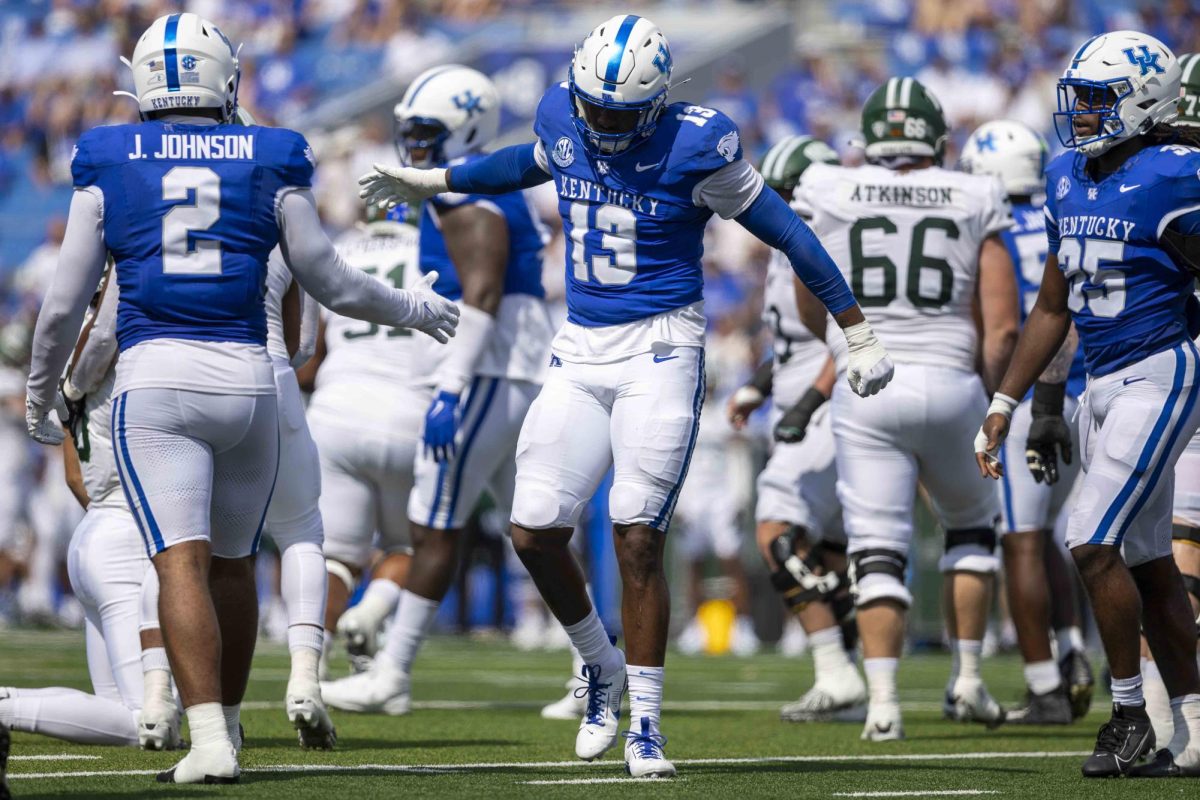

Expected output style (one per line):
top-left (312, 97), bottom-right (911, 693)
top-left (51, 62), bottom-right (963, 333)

top-left (635, 161), bottom-right (663, 172)
top-left (652, 354), bottom-right (679, 363)
top-left (1119, 184), bottom-right (1141, 193)
top-left (1123, 376), bottom-right (1146, 386)
top-left (875, 722), bottom-right (892, 733)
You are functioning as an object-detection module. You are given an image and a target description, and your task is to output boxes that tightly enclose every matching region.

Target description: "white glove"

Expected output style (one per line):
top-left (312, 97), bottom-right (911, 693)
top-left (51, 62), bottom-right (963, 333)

top-left (974, 393), bottom-right (1018, 465)
top-left (843, 320), bottom-right (894, 397)
top-left (358, 163), bottom-right (448, 209)
top-left (26, 395), bottom-right (67, 445)
top-left (403, 271), bottom-right (461, 344)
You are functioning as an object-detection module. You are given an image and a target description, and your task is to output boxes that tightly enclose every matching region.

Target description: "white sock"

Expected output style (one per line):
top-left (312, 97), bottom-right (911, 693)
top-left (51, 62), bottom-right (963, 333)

top-left (280, 541), bottom-right (327, 630)
top-left (221, 704), bottom-right (241, 749)
top-left (952, 639), bottom-right (983, 682)
top-left (1144, 660), bottom-right (1174, 745)
top-left (1168, 694), bottom-right (1200, 755)
top-left (288, 623), bottom-right (325, 656)
top-left (1024, 659), bottom-right (1062, 695)
top-left (627, 665), bottom-right (664, 736)
top-left (569, 645), bottom-right (586, 688)
top-left (809, 626), bottom-right (852, 676)
top-left (186, 702), bottom-right (230, 749)
top-left (563, 609), bottom-right (620, 670)
top-left (1055, 626), bottom-right (1085, 658)
top-left (354, 579), bottom-right (403, 630)
top-left (863, 657), bottom-right (899, 705)
top-left (141, 645), bottom-right (170, 673)
top-left (0, 687), bottom-right (139, 745)
top-left (379, 590), bottom-right (440, 674)
top-left (1110, 674), bottom-right (1144, 707)
top-left (142, 667), bottom-right (174, 711)
top-left (288, 646), bottom-right (321, 694)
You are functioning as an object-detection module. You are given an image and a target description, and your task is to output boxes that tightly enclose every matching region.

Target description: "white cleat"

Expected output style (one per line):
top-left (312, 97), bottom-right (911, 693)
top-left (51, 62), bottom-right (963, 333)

top-left (861, 702), bottom-right (904, 741)
top-left (780, 666), bottom-right (868, 722)
top-left (943, 677), bottom-right (1006, 729)
top-left (138, 703), bottom-right (183, 751)
top-left (287, 689), bottom-right (337, 750)
top-left (778, 618), bottom-right (809, 657)
top-left (320, 662), bottom-right (411, 716)
top-left (624, 718), bottom-right (676, 778)
top-left (336, 607), bottom-right (379, 672)
top-left (575, 659), bottom-right (626, 761)
top-left (675, 618), bottom-right (705, 656)
top-left (156, 743), bottom-right (239, 784)
top-left (542, 672), bottom-right (587, 720)
top-left (729, 616), bottom-right (761, 657)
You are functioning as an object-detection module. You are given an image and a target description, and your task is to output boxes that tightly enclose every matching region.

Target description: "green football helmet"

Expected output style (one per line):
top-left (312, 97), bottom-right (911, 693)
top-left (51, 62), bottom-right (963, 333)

top-left (860, 76), bottom-right (949, 162)
top-left (1179, 53), bottom-right (1200, 128)
top-left (758, 135), bottom-right (839, 194)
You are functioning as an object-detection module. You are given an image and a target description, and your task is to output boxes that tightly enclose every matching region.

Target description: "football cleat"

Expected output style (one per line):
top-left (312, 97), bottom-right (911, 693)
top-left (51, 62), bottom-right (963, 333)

top-left (1082, 703), bottom-right (1155, 777)
top-left (156, 742), bottom-right (240, 784)
top-left (1129, 747), bottom-right (1200, 778)
top-left (1060, 649), bottom-right (1095, 721)
top-left (336, 606), bottom-right (380, 669)
top-left (1, 722), bottom-right (11, 800)
top-left (943, 677), bottom-right (1006, 728)
top-left (780, 665), bottom-right (867, 723)
top-left (320, 662), bottom-right (411, 716)
top-left (624, 717), bottom-right (675, 778)
top-left (575, 659), bottom-right (626, 761)
top-left (138, 702), bottom-right (184, 751)
top-left (542, 670), bottom-right (588, 721)
top-left (675, 618), bottom-right (704, 656)
top-left (861, 702), bottom-right (904, 741)
top-left (729, 616), bottom-right (761, 656)
top-left (1007, 686), bottom-right (1073, 725)
top-left (287, 691), bottom-right (337, 750)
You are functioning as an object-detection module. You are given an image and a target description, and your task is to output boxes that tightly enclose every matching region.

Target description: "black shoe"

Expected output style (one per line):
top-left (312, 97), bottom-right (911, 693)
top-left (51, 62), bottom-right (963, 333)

top-left (1, 722), bottom-right (11, 800)
top-left (1081, 703), bottom-right (1155, 777)
top-left (1007, 686), bottom-right (1073, 725)
top-left (1060, 649), bottom-right (1095, 721)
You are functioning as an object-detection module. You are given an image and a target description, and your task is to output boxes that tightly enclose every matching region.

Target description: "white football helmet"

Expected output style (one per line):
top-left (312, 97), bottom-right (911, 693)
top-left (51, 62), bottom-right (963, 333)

top-left (393, 65), bottom-right (500, 168)
top-left (1055, 30), bottom-right (1180, 156)
top-left (959, 120), bottom-right (1048, 197)
top-left (126, 13), bottom-right (240, 122)
top-left (568, 14), bottom-right (672, 156)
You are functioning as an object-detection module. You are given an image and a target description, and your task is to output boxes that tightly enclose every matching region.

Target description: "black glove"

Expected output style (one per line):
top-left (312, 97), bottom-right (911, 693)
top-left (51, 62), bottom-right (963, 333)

top-left (59, 383), bottom-right (86, 449)
top-left (774, 387), bottom-right (827, 443)
top-left (1026, 381), bottom-right (1072, 485)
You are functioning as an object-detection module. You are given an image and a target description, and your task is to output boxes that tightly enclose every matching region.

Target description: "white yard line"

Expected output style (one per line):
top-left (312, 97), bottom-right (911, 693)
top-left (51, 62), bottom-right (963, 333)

top-left (521, 777), bottom-right (683, 785)
top-left (832, 792), bottom-right (999, 798)
top-left (9, 751), bottom-right (1091, 781)
top-left (9, 755), bottom-right (101, 761)
top-left (239, 699), bottom-right (946, 712)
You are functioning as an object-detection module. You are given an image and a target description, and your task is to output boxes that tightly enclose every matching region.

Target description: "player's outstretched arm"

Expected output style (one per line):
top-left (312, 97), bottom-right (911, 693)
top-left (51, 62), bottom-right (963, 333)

top-left (736, 186), bottom-right (893, 397)
top-left (277, 188), bottom-right (460, 342)
top-left (358, 143), bottom-right (552, 209)
top-left (26, 188), bottom-right (110, 445)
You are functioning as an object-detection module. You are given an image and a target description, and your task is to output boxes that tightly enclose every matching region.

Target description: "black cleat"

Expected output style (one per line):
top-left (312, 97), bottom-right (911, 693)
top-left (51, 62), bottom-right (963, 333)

top-left (1081, 703), bottom-right (1155, 777)
top-left (1, 722), bottom-right (12, 800)
top-left (1007, 686), bottom-right (1074, 725)
top-left (1060, 649), bottom-right (1095, 721)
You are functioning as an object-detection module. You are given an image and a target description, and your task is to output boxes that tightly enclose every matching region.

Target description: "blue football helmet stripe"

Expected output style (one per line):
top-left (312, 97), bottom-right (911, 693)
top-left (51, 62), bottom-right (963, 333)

top-left (603, 15), bottom-right (641, 91)
top-left (163, 13), bottom-right (181, 93)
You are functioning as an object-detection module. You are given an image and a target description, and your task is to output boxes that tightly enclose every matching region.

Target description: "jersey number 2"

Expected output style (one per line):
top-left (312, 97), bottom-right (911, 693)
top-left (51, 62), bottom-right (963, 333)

top-left (162, 166), bottom-right (222, 275)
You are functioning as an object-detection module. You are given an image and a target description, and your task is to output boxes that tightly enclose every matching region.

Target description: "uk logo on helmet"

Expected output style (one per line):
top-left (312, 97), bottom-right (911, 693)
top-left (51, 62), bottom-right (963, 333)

top-left (1123, 45), bottom-right (1165, 77)
top-left (652, 43), bottom-right (672, 75)
top-left (553, 136), bottom-right (574, 168)
top-left (452, 90), bottom-right (484, 118)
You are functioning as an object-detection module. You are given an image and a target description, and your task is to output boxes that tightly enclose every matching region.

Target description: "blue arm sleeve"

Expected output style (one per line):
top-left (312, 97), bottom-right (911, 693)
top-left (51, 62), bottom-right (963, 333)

top-left (446, 144), bottom-right (552, 195)
top-left (735, 188), bottom-right (857, 316)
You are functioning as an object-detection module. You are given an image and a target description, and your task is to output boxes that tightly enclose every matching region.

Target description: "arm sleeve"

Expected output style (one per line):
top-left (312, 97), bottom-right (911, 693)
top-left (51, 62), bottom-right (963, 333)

top-left (735, 187), bottom-right (857, 316)
top-left (26, 188), bottom-right (110, 407)
top-left (291, 285), bottom-right (320, 368)
top-left (276, 188), bottom-right (423, 327)
top-left (445, 144), bottom-right (552, 195)
top-left (69, 271), bottom-right (119, 394)
top-left (692, 159), bottom-right (766, 220)
top-left (1044, 206), bottom-right (1061, 254)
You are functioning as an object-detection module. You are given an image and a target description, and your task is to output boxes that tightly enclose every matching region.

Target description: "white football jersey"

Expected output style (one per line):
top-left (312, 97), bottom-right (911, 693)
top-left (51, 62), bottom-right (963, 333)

top-left (763, 250), bottom-right (828, 400)
top-left (80, 367), bottom-right (123, 509)
top-left (795, 162), bottom-right (1012, 373)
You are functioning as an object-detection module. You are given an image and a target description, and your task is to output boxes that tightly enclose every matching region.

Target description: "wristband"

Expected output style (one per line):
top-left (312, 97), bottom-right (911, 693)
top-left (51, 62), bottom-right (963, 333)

top-left (986, 393), bottom-right (1019, 420)
top-left (731, 385), bottom-right (764, 408)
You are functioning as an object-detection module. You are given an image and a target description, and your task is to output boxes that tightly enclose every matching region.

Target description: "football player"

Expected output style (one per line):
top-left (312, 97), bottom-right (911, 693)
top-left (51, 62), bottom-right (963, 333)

top-left (796, 77), bottom-right (1019, 741)
top-left (23, 12), bottom-right (457, 783)
top-left (977, 31), bottom-right (1200, 777)
top-left (960, 120), bottom-right (1095, 724)
top-left (322, 65), bottom-right (556, 716)
top-left (727, 134), bottom-right (864, 721)
top-left (359, 15), bottom-right (893, 777)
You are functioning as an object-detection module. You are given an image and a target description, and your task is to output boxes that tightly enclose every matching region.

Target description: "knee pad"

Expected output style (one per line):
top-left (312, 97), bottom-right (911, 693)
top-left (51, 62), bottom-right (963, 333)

top-left (325, 558), bottom-right (355, 595)
top-left (848, 549), bottom-right (912, 608)
top-left (938, 527), bottom-right (1000, 574)
top-left (768, 527), bottom-right (843, 612)
top-left (1173, 524), bottom-right (1200, 545)
top-left (608, 481), bottom-right (657, 529)
top-left (511, 486), bottom-right (574, 530)
top-left (267, 508), bottom-right (324, 551)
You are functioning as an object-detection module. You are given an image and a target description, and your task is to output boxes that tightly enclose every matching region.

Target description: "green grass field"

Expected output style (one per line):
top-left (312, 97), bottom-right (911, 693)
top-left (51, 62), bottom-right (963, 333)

top-left (3, 630), bottom-right (1195, 799)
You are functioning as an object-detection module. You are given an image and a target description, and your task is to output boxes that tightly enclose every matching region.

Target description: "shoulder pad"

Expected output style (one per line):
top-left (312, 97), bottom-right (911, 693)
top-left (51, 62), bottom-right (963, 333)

top-left (534, 84), bottom-right (573, 145)
top-left (661, 102), bottom-right (742, 178)
top-left (257, 126), bottom-right (315, 188)
top-left (1144, 143), bottom-right (1200, 180)
top-left (71, 124), bottom-right (133, 187)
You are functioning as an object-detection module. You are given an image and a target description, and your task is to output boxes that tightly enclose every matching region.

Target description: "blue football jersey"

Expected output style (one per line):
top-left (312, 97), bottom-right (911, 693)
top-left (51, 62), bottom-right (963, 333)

top-left (533, 83), bottom-right (744, 327)
top-left (1044, 144), bottom-right (1200, 377)
top-left (71, 120), bottom-right (314, 351)
top-left (418, 153), bottom-right (547, 301)
top-left (1003, 200), bottom-right (1086, 396)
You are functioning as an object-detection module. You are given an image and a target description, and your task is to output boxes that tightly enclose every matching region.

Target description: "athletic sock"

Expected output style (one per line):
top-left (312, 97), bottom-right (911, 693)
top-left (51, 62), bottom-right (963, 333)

top-left (1110, 674), bottom-right (1144, 707)
top-left (141, 646), bottom-right (170, 673)
top-left (810, 626), bottom-right (852, 676)
top-left (280, 541), bottom-right (326, 631)
top-left (952, 639), bottom-right (983, 682)
top-left (378, 590), bottom-right (439, 675)
top-left (863, 657), bottom-right (899, 706)
top-left (1055, 626), bottom-right (1085, 659)
top-left (353, 579), bottom-right (403, 630)
top-left (187, 702), bottom-right (231, 749)
top-left (1024, 659), bottom-right (1063, 695)
top-left (142, 666), bottom-right (174, 711)
top-left (563, 608), bottom-right (621, 671)
top-left (288, 646), bottom-right (321, 694)
top-left (1168, 694), bottom-right (1200, 754)
top-left (221, 704), bottom-right (241, 750)
top-left (1143, 659), bottom-right (1174, 745)
top-left (287, 623), bottom-right (325, 656)
top-left (627, 665), bottom-right (664, 737)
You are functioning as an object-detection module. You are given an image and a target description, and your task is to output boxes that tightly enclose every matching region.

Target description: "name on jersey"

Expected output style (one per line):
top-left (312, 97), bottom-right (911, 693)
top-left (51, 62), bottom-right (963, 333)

top-left (558, 176), bottom-right (660, 216)
top-left (847, 184), bottom-right (954, 206)
top-left (128, 133), bottom-right (255, 161)
top-left (1057, 214), bottom-right (1135, 242)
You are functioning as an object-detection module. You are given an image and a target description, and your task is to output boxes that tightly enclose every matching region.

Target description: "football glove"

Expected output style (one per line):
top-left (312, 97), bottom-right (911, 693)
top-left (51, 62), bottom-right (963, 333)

top-left (843, 320), bottom-right (894, 397)
top-left (404, 271), bottom-right (460, 344)
top-left (1026, 382), bottom-right (1072, 485)
top-left (774, 387), bottom-right (828, 443)
top-left (26, 395), bottom-right (67, 445)
top-left (422, 390), bottom-right (461, 463)
top-left (358, 164), bottom-right (448, 209)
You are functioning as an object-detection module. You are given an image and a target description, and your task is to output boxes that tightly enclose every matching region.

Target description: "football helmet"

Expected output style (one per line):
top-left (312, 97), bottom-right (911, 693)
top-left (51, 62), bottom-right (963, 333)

top-left (860, 77), bottom-right (948, 162)
top-left (959, 120), bottom-right (1048, 197)
top-left (1177, 52), bottom-right (1200, 128)
top-left (758, 135), bottom-right (838, 195)
top-left (393, 65), bottom-right (500, 168)
top-left (1054, 30), bottom-right (1180, 155)
top-left (126, 13), bottom-right (240, 122)
top-left (568, 14), bottom-right (672, 157)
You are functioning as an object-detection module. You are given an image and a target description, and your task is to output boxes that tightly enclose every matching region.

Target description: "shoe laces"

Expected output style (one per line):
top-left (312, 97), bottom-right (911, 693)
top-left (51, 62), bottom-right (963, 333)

top-left (1094, 717), bottom-right (1131, 753)
top-left (623, 717), bottom-right (667, 759)
top-left (575, 664), bottom-right (613, 726)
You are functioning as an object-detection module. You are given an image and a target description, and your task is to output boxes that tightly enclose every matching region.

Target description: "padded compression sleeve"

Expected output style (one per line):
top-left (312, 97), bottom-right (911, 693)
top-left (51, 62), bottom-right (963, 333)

top-left (736, 188), bottom-right (857, 316)
top-left (446, 144), bottom-right (552, 195)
